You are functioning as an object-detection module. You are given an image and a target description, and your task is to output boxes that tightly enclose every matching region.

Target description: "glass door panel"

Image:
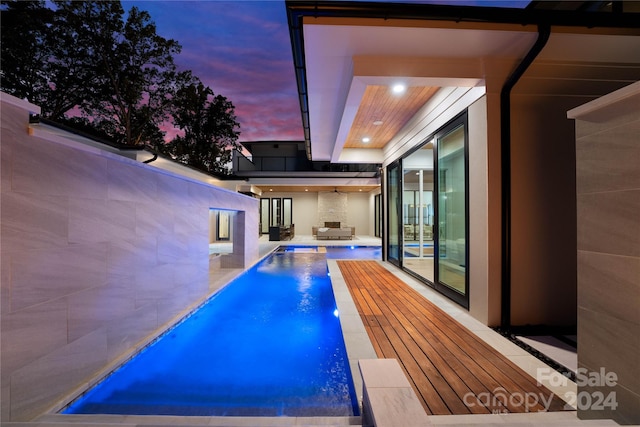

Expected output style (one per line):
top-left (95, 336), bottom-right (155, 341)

top-left (282, 198), bottom-right (292, 226)
top-left (387, 161), bottom-right (401, 266)
top-left (260, 198), bottom-right (270, 234)
top-left (402, 140), bottom-right (434, 283)
top-left (436, 121), bottom-right (468, 303)
top-left (374, 194), bottom-right (381, 238)
top-left (271, 198), bottom-right (281, 226)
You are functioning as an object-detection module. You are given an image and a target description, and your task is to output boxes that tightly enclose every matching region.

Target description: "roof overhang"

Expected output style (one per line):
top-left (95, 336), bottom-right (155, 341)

top-left (287, 1), bottom-right (640, 163)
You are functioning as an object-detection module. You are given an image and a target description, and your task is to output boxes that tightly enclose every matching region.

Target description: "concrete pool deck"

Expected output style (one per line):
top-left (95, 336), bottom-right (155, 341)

top-left (6, 236), bottom-right (621, 426)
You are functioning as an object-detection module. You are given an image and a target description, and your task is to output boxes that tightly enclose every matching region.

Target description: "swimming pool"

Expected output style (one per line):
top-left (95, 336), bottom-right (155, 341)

top-left (282, 245), bottom-right (381, 260)
top-left (63, 250), bottom-right (362, 417)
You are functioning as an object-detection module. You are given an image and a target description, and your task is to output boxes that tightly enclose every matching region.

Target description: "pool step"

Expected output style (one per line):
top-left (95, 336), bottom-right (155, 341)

top-left (14, 414), bottom-right (364, 426)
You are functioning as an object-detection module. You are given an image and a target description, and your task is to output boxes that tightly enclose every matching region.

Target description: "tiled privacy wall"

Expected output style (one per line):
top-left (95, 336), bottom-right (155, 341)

top-left (568, 81), bottom-right (640, 425)
top-left (0, 93), bottom-right (259, 421)
top-left (318, 191), bottom-right (348, 225)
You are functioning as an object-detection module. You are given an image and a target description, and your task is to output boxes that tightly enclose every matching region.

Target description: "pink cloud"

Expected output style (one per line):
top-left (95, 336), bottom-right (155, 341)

top-left (125, 0), bottom-right (303, 143)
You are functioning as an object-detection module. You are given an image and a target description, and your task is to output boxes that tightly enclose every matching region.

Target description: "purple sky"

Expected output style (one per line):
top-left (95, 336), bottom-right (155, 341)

top-left (122, 0), bottom-right (530, 144)
top-left (124, 0), bottom-right (302, 143)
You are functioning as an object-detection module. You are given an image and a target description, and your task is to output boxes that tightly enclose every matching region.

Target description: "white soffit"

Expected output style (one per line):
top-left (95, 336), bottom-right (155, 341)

top-left (338, 147), bottom-right (384, 163)
top-left (303, 22), bottom-right (537, 161)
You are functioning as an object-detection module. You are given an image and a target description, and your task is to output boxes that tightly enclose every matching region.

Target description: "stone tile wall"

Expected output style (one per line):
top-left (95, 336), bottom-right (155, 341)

top-left (0, 93), bottom-right (259, 421)
top-left (318, 191), bottom-right (348, 226)
top-left (569, 81), bottom-right (640, 425)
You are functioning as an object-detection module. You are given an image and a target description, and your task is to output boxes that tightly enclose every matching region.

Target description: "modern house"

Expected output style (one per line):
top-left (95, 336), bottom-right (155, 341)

top-left (240, 0), bottom-right (639, 423)
top-left (1, 0), bottom-right (639, 425)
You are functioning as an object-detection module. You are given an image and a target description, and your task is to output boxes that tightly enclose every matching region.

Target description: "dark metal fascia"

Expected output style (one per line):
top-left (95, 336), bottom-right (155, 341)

top-left (287, 3), bottom-right (312, 161)
top-left (287, 1), bottom-right (640, 28)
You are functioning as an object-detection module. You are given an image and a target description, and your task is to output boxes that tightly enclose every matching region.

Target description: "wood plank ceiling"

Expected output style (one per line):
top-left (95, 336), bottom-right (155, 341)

top-left (257, 185), bottom-right (379, 193)
top-left (345, 85), bottom-right (439, 149)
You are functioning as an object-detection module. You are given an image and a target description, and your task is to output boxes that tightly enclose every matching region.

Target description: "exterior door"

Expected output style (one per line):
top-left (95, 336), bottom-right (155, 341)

top-left (434, 114), bottom-right (469, 308)
top-left (260, 198), bottom-right (270, 234)
top-left (387, 161), bottom-right (402, 266)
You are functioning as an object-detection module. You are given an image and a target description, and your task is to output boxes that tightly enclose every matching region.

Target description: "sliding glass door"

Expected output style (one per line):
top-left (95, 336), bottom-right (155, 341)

top-left (383, 112), bottom-right (469, 308)
top-left (387, 161), bottom-right (401, 266)
top-left (402, 140), bottom-right (434, 282)
top-left (435, 115), bottom-right (469, 307)
top-left (260, 198), bottom-right (270, 234)
top-left (270, 198), bottom-right (281, 226)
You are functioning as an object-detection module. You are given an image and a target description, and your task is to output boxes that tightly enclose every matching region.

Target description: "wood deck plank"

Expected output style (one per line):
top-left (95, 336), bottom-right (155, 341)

top-left (365, 261), bottom-right (566, 412)
top-left (337, 260), bottom-right (568, 415)
top-left (348, 262), bottom-right (477, 414)
top-left (375, 269), bottom-right (567, 413)
top-left (363, 263), bottom-right (537, 413)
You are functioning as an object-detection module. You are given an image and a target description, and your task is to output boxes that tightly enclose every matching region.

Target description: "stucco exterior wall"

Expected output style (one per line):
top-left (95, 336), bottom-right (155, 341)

top-left (0, 93), bottom-right (259, 421)
top-left (467, 97), bottom-right (492, 325)
top-left (509, 93), bottom-right (584, 327)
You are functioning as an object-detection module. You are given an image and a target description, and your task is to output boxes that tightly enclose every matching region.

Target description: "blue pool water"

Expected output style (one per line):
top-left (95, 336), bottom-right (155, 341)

top-left (282, 245), bottom-right (381, 260)
top-left (63, 250), bottom-right (364, 416)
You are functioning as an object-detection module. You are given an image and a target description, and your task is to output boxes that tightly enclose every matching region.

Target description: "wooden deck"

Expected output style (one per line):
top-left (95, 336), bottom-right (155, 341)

top-left (337, 260), bottom-right (567, 416)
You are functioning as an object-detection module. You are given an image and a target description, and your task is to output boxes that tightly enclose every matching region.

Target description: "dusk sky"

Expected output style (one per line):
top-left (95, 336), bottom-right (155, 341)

top-left (122, 0), bottom-right (529, 144)
top-left (123, 0), bottom-right (302, 143)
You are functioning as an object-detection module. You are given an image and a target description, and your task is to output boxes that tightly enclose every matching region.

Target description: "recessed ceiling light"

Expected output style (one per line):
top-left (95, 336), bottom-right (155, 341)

top-left (392, 83), bottom-right (406, 94)
top-left (362, 137), bottom-right (371, 143)
top-left (373, 120), bottom-right (383, 126)
top-left (304, 188), bottom-right (308, 191)
top-left (269, 189), bottom-right (273, 191)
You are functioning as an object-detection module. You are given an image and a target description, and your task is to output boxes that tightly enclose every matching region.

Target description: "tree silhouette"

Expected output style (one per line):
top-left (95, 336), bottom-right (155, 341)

top-left (161, 81), bottom-right (241, 175)
top-left (1, 0), bottom-right (241, 174)
top-left (1, 1), bottom-right (52, 103)
top-left (80, 4), bottom-right (186, 146)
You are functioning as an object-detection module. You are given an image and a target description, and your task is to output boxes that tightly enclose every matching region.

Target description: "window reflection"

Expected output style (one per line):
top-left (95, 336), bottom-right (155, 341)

top-left (402, 141), bottom-right (434, 282)
top-left (436, 124), bottom-right (467, 297)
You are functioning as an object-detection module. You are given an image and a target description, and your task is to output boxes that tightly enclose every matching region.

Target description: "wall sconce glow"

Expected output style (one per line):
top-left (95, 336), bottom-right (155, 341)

top-left (392, 83), bottom-right (406, 94)
top-left (362, 137), bottom-right (371, 143)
